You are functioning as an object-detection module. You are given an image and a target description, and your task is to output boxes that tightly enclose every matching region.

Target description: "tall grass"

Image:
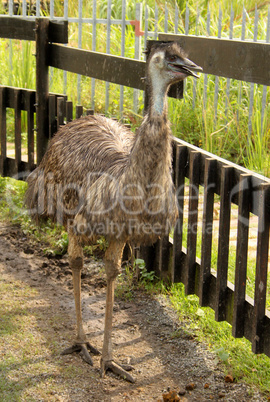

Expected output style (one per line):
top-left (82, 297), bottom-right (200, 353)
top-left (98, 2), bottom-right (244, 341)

top-left (0, 0), bottom-right (270, 174)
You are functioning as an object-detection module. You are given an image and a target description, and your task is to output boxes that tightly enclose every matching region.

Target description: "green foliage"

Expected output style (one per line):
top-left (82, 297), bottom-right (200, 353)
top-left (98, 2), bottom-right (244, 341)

top-left (134, 258), bottom-right (157, 288)
top-left (169, 283), bottom-right (270, 396)
top-left (0, 176), bottom-right (69, 256)
top-left (1, 0), bottom-right (270, 174)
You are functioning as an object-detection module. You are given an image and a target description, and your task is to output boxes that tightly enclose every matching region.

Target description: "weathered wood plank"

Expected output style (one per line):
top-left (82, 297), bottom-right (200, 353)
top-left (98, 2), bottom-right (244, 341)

top-left (156, 236), bottom-right (172, 281)
top-left (49, 94), bottom-right (56, 139)
top-left (232, 174), bottom-right (251, 338)
top-left (0, 17), bottom-right (68, 43)
top-left (185, 151), bottom-right (201, 294)
top-left (57, 96), bottom-right (65, 130)
top-left (26, 90), bottom-right (35, 172)
top-left (199, 158), bottom-right (217, 306)
top-left (0, 87), bottom-right (7, 176)
top-left (48, 44), bottom-right (146, 90)
top-left (76, 105), bottom-right (83, 119)
top-left (252, 183), bottom-right (270, 353)
top-left (159, 34), bottom-right (270, 86)
top-left (36, 18), bottom-right (49, 164)
top-left (172, 144), bottom-right (188, 283)
top-left (215, 165), bottom-right (234, 322)
top-left (14, 89), bottom-right (22, 175)
top-left (66, 101), bottom-right (73, 122)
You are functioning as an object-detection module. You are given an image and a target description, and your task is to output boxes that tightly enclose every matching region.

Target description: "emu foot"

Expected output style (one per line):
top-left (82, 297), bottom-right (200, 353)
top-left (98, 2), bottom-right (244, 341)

top-left (61, 342), bottom-right (100, 365)
top-left (100, 358), bottom-right (135, 383)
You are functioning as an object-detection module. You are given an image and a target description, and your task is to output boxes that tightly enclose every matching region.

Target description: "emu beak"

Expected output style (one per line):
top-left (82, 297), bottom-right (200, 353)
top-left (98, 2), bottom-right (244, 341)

top-left (182, 57), bottom-right (203, 78)
top-left (170, 57), bottom-right (203, 78)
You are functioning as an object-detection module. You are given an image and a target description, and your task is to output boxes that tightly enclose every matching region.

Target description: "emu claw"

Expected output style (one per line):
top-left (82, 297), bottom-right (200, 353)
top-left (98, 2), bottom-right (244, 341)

top-left (100, 359), bottom-right (135, 383)
top-left (61, 342), bottom-right (100, 365)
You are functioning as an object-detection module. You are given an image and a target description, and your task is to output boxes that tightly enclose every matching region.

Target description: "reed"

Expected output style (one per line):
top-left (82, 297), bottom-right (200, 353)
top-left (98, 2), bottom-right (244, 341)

top-left (0, 0), bottom-right (270, 174)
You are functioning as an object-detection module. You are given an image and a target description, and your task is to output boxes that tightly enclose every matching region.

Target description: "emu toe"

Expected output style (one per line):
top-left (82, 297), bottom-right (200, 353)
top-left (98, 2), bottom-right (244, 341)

top-left (61, 342), bottom-right (100, 365)
top-left (100, 358), bottom-right (135, 383)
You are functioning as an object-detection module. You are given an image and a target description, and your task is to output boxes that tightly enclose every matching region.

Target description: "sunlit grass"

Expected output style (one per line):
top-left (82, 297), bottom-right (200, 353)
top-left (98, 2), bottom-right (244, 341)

top-left (1, 1), bottom-right (270, 175)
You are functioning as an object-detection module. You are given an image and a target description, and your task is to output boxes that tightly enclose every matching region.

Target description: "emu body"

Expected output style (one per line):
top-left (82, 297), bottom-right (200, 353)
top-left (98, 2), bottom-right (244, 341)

top-left (25, 42), bottom-right (202, 382)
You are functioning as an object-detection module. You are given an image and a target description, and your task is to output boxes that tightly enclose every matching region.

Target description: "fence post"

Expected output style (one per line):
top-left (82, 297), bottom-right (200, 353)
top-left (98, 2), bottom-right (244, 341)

top-left (0, 87), bottom-right (7, 176)
top-left (252, 183), bottom-right (270, 353)
top-left (35, 18), bottom-right (49, 164)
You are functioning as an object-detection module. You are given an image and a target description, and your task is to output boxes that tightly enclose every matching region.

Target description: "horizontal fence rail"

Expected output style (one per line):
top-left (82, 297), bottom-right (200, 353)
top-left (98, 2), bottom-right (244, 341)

top-left (0, 15), bottom-right (68, 42)
top-left (159, 33), bottom-right (270, 86)
top-left (48, 44), bottom-right (146, 91)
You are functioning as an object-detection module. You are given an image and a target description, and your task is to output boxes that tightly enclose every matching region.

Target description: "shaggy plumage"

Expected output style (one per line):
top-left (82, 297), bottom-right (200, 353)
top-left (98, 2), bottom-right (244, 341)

top-left (25, 41), bottom-right (202, 382)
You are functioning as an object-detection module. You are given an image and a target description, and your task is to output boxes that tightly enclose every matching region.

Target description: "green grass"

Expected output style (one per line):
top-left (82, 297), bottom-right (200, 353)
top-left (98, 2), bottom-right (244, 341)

top-left (168, 283), bottom-right (270, 397)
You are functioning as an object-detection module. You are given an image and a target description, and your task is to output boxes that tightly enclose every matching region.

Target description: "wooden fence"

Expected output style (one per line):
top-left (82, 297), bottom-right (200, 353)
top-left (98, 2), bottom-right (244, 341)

top-left (0, 17), bottom-right (270, 358)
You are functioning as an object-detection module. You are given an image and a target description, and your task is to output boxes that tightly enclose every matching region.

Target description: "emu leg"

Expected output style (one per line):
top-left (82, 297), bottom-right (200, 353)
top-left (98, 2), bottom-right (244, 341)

top-left (100, 241), bottom-right (135, 383)
top-left (61, 233), bottom-right (100, 364)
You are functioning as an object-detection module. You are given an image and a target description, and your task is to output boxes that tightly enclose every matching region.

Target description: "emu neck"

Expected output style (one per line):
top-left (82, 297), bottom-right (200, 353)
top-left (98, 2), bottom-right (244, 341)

top-left (148, 71), bottom-right (169, 118)
top-left (128, 78), bottom-right (172, 185)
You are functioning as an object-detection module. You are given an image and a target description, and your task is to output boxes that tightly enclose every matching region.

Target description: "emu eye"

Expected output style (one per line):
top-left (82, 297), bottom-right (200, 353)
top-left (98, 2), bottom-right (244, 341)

top-left (168, 55), bottom-right (177, 62)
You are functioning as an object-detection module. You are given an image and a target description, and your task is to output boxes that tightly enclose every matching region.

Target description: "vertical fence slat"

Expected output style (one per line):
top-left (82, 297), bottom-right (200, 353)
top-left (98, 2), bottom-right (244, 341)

top-left (185, 151), bottom-right (201, 295)
top-left (77, 0), bottom-right (83, 104)
top-left (164, 3), bottom-right (168, 33)
top-left (36, 18), bottom-right (49, 164)
top-left (49, 94), bottom-right (56, 139)
top-left (232, 174), bottom-right (251, 338)
top-left (154, 3), bottom-right (158, 39)
top-left (252, 183), bottom-right (270, 353)
top-left (14, 89), bottom-right (22, 175)
top-left (156, 236), bottom-right (171, 281)
top-left (66, 100), bottom-right (73, 122)
top-left (203, 4), bottom-right (210, 111)
top-left (215, 165), bottom-right (234, 321)
top-left (50, 0), bottom-right (54, 19)
top-left (76, 105), bottom-right (83, 119)
top-left (214, 6), bottom-right (222, 124)
top-left (261, 6), bottom-right (270, 138)
top-left (237, 7), bottom-right (246, 125)
top-left (133, 2), bottom-right (142, 113)
top-left (248, 6), bottom-right (258, 138)
top-left (173, 144), bottom-right (188, 283)
top-left (174, 4), bottom-right (178, 35)
top-left (27, 90), bottom-right (35, 171)
top-left (119, 0), bottom-right (126, 116)
top-left (22, 0), bottom-right (27, 17)
top-left (144, 4), bottom-right (149, 51)
top-left (105, 0), bottom-right (112, 113)
top-left (63, 0), bottom-right (69, 95)
top-left (91, 0), bottom-right (97, 110)
top-left (225, 6), bottom-right (234, 128)
top-left (185, 3), bottom-right (189, 35)
top-left (36, 0), bottom-right (40, 17)
top-left (57, 96), bottom-right (65, 130)
top-left (199, 158), bottom-right (217, 306)
top-left (192, 7), bottom-right (200, 108)
top-left (0, 87), bottom-right (7, 176)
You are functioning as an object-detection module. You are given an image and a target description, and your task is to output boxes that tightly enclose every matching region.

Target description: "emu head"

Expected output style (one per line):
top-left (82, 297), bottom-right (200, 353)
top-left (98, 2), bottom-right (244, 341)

top-left (146, 42), bottom-right (202, 88)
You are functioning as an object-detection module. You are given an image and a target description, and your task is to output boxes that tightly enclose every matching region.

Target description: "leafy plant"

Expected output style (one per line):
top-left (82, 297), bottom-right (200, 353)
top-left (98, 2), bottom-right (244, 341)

top-left (134, 258), bottom-right (156, 286)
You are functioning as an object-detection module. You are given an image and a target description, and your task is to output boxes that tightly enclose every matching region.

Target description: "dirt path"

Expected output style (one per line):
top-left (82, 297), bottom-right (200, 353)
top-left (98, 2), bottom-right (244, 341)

top-left (0, 223), bottom-right (267, 401)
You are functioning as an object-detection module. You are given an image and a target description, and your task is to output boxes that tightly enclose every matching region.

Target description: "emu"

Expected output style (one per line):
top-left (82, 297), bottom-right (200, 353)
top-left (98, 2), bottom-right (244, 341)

top-left (25, 42), bottom-right (201, 382)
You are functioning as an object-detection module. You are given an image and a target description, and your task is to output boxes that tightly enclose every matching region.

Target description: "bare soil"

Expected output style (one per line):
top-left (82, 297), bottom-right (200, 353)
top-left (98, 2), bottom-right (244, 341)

top-left (0, 222), bottom-right (268, 401)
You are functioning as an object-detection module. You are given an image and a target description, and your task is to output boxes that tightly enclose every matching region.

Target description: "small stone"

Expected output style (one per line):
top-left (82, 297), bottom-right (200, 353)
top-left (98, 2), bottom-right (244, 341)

top-left (162, 390), bottom-right (180, 401)
top-left (224, 374), bottom-right (234, 383)
top-left (178, 387), bottom-right (186, 396)
top-left (204, 383), bottom-right (210, 389)
top-left (218, 391), bottom-right (226, 398)
top-left (185, 383), bottom-right (195, 391)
